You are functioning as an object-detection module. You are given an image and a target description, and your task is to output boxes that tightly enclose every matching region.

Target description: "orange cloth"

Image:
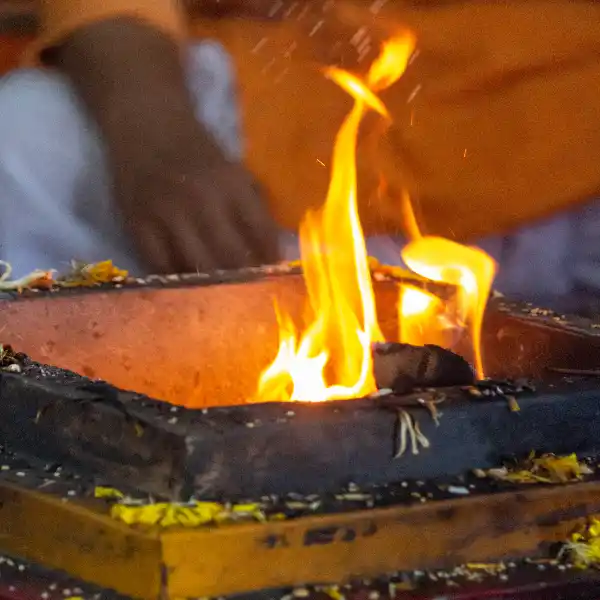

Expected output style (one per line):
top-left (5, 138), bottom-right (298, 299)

top-left (201, 1), bottom-right (600, 240)
top-left (37, 0), bottom-right (184, 53)
top-left (31, 0), bottom-right (600, 241)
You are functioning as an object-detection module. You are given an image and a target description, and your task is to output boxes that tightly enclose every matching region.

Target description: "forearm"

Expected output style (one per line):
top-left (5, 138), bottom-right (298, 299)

top-left (51, 17), bottom-right (200, 164)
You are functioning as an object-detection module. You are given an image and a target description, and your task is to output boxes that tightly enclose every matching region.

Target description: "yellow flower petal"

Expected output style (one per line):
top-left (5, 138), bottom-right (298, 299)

top-left (94, 486), bottom-right (124, 500)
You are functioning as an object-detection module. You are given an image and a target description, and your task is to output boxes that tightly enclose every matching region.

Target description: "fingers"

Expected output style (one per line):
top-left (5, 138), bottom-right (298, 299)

top-left (179, 204), bottom-right (250, 272)
top-left (152, 185), bottom-right (266, 272)
top-left (123, 164), bottom-right (281, 273)
top-left (184, 168), bottom-right (280, 269)
top-left (134, 220), bottom-right (176, 274)
top-left (133, 210), bottom-right (219, 274)
top-left (231, 176), bottom-right (281, 266)
top-left (196, 187), bottom-right (270, 270)
top-left (169, 217), bottom-right (220, 273)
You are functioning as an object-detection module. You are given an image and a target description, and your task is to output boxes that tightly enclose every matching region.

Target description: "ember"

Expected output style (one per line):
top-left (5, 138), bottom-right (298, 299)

top-left (257, 33), bottom-right (496, 402)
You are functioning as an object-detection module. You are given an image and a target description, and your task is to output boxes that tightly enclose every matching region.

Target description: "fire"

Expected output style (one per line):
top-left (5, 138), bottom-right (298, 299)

top-left (396, 184), bottom-right (497, 379)
top-left (257, 33), bottom-right (496, 402)
top-left (401, 238), bottom-right (496, 380)
top-left (257, 35), bottom-right (415, 402)
top-left (400, 285), bottom-right (446, 348)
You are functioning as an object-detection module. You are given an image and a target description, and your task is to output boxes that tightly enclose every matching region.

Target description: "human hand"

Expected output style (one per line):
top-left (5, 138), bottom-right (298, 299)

top-left (54, 18), bottom-right (280, 274)
top-left (114, 126), bottom-right (280, 274)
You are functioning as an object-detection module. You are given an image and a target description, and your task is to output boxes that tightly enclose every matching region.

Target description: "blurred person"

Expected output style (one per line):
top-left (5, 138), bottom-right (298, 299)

top-left (0, 0), bottom-right (600, 315)
top-left (0, 1), bottom-right (281, 278)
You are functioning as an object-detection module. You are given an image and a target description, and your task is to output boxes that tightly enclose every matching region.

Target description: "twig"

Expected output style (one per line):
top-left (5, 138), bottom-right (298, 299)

top-left (0, 260), bottom-right (54, 292)
top-left (418, 393), bottom-right (446, 426)
top-left (395, 409), bottom-right (430, 458)
top-left (548, 367), bottom-right (600, 377)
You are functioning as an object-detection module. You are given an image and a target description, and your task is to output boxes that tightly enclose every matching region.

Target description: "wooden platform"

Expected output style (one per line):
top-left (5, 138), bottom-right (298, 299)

top-left (2, 471), bottom-right (600, 598)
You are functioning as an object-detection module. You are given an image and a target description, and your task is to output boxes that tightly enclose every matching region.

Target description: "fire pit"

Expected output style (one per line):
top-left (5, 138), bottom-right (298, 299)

top-left (2, 271), bottom-right (600, 598)
top-left (1, 268), bottom-right (600, 502)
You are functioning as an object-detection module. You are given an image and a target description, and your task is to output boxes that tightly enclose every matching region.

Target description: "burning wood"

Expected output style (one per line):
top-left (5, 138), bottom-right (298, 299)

top-left (372, 342), bottom-right (474, 394)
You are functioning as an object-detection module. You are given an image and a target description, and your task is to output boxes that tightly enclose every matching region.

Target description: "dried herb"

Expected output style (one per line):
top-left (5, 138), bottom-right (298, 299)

top-left (94, 486), bottom-right (125, 500)
top-left (0, 344), bottom-right (25, 371)
top-left (465, 562), bottom-right (507, 575)
top-left (0, 259), bottom-right (127, 293)
top-left (58, 260), bottom-right (127, 287)
top-left (395, 409), bottom-right (430, 458)
top-left (0, 261), bottom-right (54, 292)
top-left (418, 393), bottom-right (446, 426)
top-left (485, 452), bottom-right (592, 484)
top-left (559, 518), bottom-right (600, 569)
top-left (103, 492), bottom-right (267, 529)
top-left (321, 586), bottom-right (346, 600)
top-left (506, 395), bottom-right (520, 412)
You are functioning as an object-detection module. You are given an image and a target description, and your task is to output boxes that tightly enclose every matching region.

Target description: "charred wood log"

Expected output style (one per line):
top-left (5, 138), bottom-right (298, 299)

top-left (1, 355), bottom-right (600, 501)
top-left (372, 342), bottom-right (474, 393)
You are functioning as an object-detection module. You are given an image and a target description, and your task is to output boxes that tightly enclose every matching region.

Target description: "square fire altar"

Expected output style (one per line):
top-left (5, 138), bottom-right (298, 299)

top-left (1, 265), bottom-right (600, 598)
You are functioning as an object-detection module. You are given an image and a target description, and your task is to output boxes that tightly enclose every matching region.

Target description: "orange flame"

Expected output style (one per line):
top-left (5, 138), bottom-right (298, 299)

top-left (396, 190), bottom-right (497, 378)
top-left (257, 35), bottom-right (416, 402)
top-left (400, 285), bottom-right (446, 348)
top-left (401, 238), bottom-right (496, 379)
